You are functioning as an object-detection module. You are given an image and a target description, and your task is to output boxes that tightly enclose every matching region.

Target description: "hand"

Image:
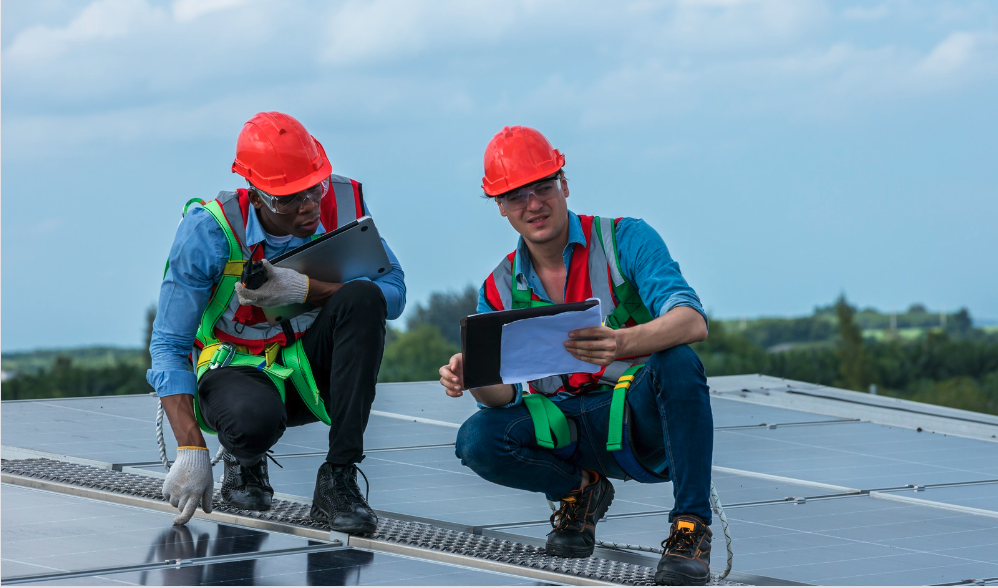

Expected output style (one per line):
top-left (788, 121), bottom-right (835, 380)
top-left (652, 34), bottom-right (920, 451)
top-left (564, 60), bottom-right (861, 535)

top-left (162, 447), bottom-right (215, 525)
top-left (439, 353), bottom-right (465, 397)
top-left (234, 260), bottom-right (308, 307)
top-left (564, 326), bottom-right (619, 366)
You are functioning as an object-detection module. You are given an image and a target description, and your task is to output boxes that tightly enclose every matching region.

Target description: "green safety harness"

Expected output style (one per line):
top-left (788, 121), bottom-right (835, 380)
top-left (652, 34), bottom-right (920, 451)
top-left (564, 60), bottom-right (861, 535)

top-left (171, 197), bottom-right (332, 435)
top-left (515, 216), bottom-right (667, 483)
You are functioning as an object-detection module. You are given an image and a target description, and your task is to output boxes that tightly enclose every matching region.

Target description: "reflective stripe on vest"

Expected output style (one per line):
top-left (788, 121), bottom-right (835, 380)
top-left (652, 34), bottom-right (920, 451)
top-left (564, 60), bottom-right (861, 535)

top-left (203, 178), bottom-right (363, 352)
top-left (484, 215), bottom-right (653, 396)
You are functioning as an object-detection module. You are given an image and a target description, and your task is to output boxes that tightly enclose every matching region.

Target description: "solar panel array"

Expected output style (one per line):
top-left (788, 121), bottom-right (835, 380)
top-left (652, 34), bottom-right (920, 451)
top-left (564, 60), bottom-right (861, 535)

top-left (3, 374), bottom-right (997, 585)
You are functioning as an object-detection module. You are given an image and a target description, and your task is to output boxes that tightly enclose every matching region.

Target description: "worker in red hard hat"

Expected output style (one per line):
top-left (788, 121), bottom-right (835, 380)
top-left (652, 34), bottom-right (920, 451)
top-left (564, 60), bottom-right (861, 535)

top-left (440, 126), bottom-right (714, 585)
top-left (149, 112), bottom-right (406, 534)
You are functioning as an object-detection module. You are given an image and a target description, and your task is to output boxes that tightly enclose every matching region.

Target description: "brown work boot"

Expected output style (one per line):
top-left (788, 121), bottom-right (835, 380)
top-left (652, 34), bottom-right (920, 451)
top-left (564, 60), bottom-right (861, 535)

top-left (656, 515), bottom-right (712, 585)
top-left (545, 472), bottom-right (614, 558)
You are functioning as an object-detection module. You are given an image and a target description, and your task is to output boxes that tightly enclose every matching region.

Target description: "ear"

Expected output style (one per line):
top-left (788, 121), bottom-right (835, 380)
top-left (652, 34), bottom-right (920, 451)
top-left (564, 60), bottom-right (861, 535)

top-left (561, 177), bottom-right (570, 200)
top-left (247, 189), bottom-right (264, 210)
top-left (496, 198), bottom-right (508, 218)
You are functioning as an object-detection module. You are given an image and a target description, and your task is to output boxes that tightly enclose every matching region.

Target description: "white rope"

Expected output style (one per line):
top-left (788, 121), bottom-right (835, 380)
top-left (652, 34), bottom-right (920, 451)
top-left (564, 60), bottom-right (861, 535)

top-left (709, 480), bottom-right (733, 580)
top-left (551, 480), bottom-right (733, 580)
top-left (156, 400), bottom-right (225, 471)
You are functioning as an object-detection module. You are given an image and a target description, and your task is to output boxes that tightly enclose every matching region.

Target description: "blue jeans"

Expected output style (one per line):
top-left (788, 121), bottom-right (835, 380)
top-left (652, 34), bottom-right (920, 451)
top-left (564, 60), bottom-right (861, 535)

top-left (455, 344), bottom-right (713, 524)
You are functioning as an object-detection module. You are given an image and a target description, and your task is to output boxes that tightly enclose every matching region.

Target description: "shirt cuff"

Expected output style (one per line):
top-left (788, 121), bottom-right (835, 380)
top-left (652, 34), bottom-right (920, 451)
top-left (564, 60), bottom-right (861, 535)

top-left (659, 294), bottom-right (709, 332)
top-left (477, 383), bottom-right (523, 409)
top-left (147, 368), bottom-right (197, 397)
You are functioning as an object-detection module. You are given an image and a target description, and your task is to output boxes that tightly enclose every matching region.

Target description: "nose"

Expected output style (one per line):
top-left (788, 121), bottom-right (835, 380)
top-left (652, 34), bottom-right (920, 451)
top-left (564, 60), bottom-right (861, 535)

top-left (525, 192), bottom-right (544, 211)
top-left (298, 195), bottom-right (319, 214)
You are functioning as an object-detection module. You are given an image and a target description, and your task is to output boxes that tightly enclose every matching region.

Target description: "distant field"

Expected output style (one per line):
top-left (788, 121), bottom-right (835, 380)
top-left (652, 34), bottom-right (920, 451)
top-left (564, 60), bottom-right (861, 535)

top-left (2, 347), bottom-right (146, 374)
top-left (862, 327), bottom-right (930, 341)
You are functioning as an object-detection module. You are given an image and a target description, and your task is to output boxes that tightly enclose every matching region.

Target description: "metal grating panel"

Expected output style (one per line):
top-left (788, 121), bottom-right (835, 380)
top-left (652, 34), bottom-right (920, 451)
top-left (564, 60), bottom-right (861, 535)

top-left (0, 459), bottom-right (744, 586)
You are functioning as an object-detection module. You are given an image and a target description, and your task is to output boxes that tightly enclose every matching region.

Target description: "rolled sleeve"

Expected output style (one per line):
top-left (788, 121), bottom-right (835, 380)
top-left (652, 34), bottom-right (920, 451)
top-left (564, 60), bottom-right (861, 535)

top-left (615, 218), bottom-right (708, 330)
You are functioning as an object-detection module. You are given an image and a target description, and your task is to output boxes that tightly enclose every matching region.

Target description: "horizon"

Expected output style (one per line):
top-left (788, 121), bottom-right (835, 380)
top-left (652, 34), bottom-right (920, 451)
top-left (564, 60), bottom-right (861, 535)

top-left (3, 0), bottom-right (997, 352)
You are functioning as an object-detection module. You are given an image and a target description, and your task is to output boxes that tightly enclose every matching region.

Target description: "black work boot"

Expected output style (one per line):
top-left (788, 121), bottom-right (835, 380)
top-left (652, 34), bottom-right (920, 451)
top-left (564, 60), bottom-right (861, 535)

top-left (656, 515), bottom-right (712, 586)
top-left (545, 472), bottom-right (615, 558)
top-left (219, 451), bottom-right (273, 511)
top-left (310, 463), bottom-right (378, 534)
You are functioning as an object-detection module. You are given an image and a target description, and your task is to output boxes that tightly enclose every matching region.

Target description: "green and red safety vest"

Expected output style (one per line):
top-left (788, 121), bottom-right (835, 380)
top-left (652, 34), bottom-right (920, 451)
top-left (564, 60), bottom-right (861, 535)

top-left (178, 174), bottom-right (365, 434)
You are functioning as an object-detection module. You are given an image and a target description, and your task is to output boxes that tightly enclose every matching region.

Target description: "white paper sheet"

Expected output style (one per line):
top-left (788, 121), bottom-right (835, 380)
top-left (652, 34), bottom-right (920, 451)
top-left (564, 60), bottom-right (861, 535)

top-left (499, 301), bottom-right (603, 384)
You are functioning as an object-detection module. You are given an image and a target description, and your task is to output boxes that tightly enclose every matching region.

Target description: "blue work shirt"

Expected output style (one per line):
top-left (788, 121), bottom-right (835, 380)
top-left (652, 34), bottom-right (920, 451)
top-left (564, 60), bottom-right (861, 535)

top-left (148, 198), bottom-right (406, 398)
top-left (476, 210), bottom-right (706, 407)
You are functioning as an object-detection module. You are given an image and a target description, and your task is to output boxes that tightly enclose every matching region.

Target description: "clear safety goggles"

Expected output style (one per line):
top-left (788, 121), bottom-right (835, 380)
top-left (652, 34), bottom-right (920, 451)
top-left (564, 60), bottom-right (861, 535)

top-left (253, 178), bottom-right (330, 215)
top-left (498, 173), bottom-right (562, 211)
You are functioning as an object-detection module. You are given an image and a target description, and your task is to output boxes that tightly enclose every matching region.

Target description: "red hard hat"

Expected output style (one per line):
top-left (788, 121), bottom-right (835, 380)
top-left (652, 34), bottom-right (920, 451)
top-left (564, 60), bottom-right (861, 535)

top-left (231, 112), bottom-right (332, 196)
top-left (481, 125), bottom-right (565, 197)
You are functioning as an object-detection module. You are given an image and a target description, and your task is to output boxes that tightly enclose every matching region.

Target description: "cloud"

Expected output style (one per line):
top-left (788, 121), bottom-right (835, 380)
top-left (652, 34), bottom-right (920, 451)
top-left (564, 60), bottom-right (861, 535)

top-left (921, 31), bottom-right (985, 75)
top-left (842, 5), bottom-right (890, 20)
top-left (6, 0), bottom-right (166, 61)
top-left (172, 0), bottom-right (249, 23)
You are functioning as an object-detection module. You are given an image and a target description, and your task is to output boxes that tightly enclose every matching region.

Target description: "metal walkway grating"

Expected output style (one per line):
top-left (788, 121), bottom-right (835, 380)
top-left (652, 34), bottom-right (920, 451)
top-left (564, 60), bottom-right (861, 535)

top-left (1, 458), bottom-right (743, 586)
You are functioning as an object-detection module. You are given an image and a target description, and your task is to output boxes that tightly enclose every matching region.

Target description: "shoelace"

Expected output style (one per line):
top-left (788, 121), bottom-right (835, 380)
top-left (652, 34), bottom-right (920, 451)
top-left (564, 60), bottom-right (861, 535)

top-left (550, 496), bottom-right (582, 531)
top-left (662, 527), bottom-right (698, 555)
top-left (332, 465), bottom-right (372, 503)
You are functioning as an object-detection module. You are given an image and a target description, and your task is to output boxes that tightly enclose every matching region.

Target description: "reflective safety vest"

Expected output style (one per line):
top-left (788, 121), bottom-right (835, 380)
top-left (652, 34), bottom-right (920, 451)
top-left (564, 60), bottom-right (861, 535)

top-left (483, 214), bottom-right (655, 395)
top-left (482, 214), bottom-right (667, 484)
top-left (171, 174), bottom-right (365, 434)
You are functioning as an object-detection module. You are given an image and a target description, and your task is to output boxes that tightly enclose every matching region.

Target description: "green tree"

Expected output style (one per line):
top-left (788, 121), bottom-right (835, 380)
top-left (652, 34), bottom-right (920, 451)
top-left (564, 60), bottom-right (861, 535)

top-left (834, 294), bottom-right (868, 391)
top-left (143, 304), bottom-right (156, 369)
top-left (406, 285), bottom-right (478, 347)
top-left (378, 324), bottom-right (459, 383)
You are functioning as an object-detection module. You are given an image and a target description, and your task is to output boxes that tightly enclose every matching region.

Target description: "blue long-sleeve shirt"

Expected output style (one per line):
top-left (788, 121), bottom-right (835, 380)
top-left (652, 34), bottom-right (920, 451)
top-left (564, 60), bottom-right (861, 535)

top-left (477, 210), bottom-right (706, 407)
top-left (148, 198), bottom-right (405, 398)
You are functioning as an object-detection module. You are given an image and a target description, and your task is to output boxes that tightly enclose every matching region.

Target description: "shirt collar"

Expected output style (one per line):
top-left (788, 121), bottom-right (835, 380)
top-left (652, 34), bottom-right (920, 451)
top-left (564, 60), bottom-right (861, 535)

top-left (244, 205), bottom-right (325, 248)
top-left (513, 210), bottom-right (586, 284)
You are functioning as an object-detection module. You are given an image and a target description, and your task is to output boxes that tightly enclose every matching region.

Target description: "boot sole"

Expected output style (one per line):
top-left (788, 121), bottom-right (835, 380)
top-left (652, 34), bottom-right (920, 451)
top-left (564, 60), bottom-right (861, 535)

top-left (309, 505), bottom-right (378, 535)
top-left (654, 570), bottom-right (709, 586)
top-left (545, 482), bottom-right (616, 558)
top-left (220, 495), bottom-right (272, 511)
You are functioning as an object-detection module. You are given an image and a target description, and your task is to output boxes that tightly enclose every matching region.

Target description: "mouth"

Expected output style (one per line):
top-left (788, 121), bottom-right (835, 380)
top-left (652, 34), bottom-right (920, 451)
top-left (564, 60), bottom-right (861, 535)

top-left (298, 216), bottom-right (320, 231)
top-left (525, 214), bottom-right (548, 227)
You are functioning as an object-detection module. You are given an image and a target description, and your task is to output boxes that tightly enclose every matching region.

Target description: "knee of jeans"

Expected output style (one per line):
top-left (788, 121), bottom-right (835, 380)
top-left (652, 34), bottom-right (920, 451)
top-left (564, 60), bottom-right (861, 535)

top-left (331, 280), bottom-right (387, 317)
top-left (455, 413), bottom-right (509, 476)
top-left (645, 345), bottom-right (704, 386)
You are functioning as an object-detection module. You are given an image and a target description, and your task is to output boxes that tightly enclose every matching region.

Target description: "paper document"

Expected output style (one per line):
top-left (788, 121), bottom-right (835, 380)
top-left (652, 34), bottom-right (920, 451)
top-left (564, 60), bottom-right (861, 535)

top-left (499, 300), bottom-right (603, 384)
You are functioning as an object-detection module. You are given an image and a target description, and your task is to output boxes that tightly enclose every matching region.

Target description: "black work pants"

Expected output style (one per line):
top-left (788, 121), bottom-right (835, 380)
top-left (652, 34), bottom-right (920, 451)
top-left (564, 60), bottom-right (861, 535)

top-left (197, 280), bottom-right (387, 466)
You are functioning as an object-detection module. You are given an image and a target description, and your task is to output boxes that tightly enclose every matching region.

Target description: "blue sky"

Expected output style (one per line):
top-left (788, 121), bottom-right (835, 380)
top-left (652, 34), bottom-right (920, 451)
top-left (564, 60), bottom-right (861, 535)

top-left (2, 0), bottom-right (997, 351)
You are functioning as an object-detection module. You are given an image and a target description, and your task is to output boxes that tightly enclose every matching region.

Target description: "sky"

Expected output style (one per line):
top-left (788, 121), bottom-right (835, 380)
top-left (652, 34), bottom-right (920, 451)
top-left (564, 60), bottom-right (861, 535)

top-left (2, 0), bottom-right (997, 352)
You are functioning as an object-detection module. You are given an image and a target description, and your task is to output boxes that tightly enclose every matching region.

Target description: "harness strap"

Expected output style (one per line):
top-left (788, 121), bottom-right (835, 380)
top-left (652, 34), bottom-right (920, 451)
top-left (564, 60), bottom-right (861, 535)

top-left (593, 216), bottom-right (654, 329)
top-left (195, 201), bottom-right (244, 349)
top-left (523, 394), bottom-right (572, 450)
top-left (281, 339), bottom-right (332, 425)
top-left (606, 364), bottom-right (643, 452)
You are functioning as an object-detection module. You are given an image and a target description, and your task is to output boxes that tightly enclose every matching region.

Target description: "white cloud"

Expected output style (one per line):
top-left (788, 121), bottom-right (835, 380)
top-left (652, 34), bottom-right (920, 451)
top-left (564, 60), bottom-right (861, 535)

top-left (842, 5), bottom-right (890, 20)
top-left (6, 0), bottom-right (167, 61)
top-left (172, 0), bottom-right (250, 23)
top-left (921, 31), bottom-right (982, 74)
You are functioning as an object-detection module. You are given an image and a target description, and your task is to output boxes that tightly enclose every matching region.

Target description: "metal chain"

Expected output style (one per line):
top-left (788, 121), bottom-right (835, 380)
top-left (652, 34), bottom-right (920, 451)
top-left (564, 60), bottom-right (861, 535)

top-left (156, 400), bottom-right (225, 471)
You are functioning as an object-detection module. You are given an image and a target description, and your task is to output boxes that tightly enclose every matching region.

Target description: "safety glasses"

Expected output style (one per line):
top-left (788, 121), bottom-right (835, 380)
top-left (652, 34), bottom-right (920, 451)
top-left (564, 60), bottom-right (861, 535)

top-left (498, 173), bottom-right (562, 211)
top-left (254, 178), bottom-right (330, 215)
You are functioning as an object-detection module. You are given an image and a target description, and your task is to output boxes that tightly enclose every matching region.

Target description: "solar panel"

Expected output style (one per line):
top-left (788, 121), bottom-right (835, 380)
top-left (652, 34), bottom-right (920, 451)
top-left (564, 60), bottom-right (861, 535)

top-left (4, 377), bottom-right (997, 586)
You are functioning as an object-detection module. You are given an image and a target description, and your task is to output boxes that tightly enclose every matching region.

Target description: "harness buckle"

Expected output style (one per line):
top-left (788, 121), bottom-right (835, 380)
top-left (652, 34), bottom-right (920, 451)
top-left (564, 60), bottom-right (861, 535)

top-left (208, 343), bottom-right (236, 370)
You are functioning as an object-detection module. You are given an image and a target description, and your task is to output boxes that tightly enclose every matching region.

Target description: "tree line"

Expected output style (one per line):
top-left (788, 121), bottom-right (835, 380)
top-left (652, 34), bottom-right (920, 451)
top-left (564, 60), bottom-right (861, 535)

top-left (4, 290), bottom-right (996, 416)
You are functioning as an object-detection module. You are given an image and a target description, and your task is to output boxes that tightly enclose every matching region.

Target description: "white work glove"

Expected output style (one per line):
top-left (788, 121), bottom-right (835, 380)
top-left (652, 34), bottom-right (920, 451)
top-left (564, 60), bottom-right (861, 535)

top-left (234, 260), bottom-right (309, 307)
top-left (162, 447), bottom-right (215, 525)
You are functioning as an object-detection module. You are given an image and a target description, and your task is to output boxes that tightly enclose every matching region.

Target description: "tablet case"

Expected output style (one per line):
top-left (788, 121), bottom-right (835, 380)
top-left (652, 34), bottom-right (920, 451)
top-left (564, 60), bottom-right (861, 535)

top-left (460, 299), bottom-right (599, 389)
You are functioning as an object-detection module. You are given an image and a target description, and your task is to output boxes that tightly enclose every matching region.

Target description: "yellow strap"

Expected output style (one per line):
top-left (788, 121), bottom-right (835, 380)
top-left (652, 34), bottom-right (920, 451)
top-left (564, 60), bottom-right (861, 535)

top-left (196, 343), bottom-right (249, 370)
top-left (264, 342), bottom-right (281, 368)
top-left (223, 260), bottom-right (245, 276)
